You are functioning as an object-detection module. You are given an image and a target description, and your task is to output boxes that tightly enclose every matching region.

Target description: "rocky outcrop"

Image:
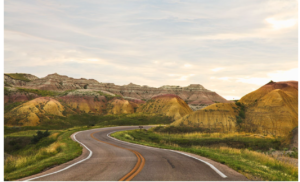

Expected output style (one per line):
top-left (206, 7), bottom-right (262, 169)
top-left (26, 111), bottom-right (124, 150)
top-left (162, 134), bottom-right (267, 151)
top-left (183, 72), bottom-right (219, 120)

top-left (4, 73), bottom-right (38, 86)
top-left (5, 73), bottom-right (229, 108)
top-left (137, 94), bottom-right (193, 120)
top-left (173, 81), bottom-right (298, 137)
top-left (25, 73), bottom-right (99, 91)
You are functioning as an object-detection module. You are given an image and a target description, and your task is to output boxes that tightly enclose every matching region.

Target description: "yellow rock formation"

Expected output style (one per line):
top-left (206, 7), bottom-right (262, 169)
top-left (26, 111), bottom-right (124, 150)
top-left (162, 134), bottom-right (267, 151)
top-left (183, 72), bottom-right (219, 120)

top-left (172, 103), bottom-right (237, 132)
top-left (172, 81), bottom-right (298, 136)
top-left (240, 81), bottom-right (298, 136)
top-left (137, 94), bottom-right (193, 120)
top-left (5, 97), bottom-right (64, 126)
top-left (106, 99), bottom-right (135, 114)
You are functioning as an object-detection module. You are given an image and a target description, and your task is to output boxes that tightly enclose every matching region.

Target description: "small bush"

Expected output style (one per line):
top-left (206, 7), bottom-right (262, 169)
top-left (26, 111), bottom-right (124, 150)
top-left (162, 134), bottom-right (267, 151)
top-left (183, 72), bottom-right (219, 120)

top-left (31, 130), bottom-right (50, 144)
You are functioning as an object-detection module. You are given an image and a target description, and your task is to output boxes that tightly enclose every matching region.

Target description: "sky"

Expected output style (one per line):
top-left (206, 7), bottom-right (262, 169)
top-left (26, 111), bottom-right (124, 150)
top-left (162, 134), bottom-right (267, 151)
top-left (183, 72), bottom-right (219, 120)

top-left (4, 0), bottom-right (298, 100)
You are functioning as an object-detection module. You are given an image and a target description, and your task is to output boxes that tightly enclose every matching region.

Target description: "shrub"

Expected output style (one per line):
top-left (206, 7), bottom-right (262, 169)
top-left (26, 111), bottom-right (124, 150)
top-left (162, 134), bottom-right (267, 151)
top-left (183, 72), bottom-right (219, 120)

top-left (31, 130), bottom-right (50, 144)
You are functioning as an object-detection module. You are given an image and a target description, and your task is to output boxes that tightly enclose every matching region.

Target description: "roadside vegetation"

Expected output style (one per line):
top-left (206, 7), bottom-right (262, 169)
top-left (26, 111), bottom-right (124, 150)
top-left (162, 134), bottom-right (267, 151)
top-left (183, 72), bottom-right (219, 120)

top-left (4, 113), bottom-right (172, 180)
top-left (4, 126), bottom-right (110, 181)
top-left (111, 128), bottom-right (298, 181)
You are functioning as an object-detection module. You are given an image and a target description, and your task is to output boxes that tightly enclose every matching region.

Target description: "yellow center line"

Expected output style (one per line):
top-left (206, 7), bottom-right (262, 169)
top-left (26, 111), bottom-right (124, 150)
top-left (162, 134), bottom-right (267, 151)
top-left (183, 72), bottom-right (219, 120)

top-left (90, 131), bottom-right (145, 181)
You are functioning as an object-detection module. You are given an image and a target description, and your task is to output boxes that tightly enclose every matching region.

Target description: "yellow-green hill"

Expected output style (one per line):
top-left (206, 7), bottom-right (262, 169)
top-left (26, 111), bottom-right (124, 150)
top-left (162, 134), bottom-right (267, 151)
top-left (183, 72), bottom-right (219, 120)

top-left (173, 81), bottom-right (298, 136)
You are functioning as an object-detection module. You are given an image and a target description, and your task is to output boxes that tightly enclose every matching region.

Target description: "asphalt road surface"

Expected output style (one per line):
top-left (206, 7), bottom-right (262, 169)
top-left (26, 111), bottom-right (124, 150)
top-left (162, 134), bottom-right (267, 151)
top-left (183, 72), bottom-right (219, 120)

top-left (20, 126), bottom-right (248, 181)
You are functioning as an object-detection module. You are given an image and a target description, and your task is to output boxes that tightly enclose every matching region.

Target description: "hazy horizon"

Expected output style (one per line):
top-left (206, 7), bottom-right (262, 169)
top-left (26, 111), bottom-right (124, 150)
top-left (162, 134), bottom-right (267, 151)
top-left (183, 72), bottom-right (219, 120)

top-left (4, 0), bottom-right (298, 100)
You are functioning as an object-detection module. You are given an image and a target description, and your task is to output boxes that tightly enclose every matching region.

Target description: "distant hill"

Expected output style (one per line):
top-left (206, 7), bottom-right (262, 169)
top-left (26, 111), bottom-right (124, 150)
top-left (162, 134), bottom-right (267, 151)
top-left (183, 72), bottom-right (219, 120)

top-left (172, 81), bottom-right (298, 137)
top-left (4, 73), bottom-right (230, 109)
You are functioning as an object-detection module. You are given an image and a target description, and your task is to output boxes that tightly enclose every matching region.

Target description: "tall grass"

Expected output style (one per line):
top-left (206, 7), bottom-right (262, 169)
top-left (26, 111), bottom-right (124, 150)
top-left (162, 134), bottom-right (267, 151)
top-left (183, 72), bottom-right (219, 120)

top-left (4, 125), bottom-right (112, 181)
top-left (157, 131), bottom-right (274, 139)
top-left (4, 142), bottom-right (63, 174)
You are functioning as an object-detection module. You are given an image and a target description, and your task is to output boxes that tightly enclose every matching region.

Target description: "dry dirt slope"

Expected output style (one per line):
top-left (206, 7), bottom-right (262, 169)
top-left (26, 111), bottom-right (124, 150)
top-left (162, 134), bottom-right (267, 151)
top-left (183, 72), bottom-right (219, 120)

top-left (137, 94), bottom-right (193, 120)
top-left (172, 81), bottom-right (298, 137)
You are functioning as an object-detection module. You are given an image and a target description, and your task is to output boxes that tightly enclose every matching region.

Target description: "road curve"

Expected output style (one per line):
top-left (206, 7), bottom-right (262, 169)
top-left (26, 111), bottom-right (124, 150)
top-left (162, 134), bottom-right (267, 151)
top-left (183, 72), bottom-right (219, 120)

top-left (20, 126), bottom-right (248, 181)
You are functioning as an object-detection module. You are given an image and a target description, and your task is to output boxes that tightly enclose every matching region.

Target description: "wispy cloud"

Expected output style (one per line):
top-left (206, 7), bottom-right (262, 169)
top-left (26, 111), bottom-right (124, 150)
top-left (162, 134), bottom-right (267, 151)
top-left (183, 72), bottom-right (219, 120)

top-left (4, 0), bottom-right (298, 99)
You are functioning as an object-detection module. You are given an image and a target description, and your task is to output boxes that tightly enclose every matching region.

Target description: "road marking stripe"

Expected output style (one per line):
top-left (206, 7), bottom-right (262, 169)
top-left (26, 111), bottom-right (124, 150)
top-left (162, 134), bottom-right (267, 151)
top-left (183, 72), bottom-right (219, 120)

top-left (24, 131), bottom-right (93, 181)
top-left (107, 131), bottom-right (227, 178)
top-left (90, 132), bottom-right (145, 181)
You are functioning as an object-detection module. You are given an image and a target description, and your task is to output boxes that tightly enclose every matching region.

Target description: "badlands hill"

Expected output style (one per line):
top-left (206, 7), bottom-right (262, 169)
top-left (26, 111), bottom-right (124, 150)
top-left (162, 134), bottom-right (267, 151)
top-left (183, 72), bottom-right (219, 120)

top-left (4, 73), bottom-right (230, 109)
top-left (4, 89), bottom-right (145, 126)
top-left (173, 81), bottom-right (298, 136)
top-left (137, 94), bottom-right (193, 120)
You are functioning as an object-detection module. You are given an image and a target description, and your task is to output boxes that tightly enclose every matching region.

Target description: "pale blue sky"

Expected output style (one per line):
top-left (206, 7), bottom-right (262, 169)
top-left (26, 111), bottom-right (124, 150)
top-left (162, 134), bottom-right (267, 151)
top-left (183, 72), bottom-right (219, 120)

top-left (4, 0), bottom-right (298, 99)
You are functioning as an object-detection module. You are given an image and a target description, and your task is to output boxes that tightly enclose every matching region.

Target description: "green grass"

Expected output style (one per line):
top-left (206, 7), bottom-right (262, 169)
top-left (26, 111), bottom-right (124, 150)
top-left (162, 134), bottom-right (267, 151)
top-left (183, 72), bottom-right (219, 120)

top-left (97, 91), bottom-right (122, 101)
top-left (4, 113), bottom-right (173, 180)
top-left (153, 125), bottom-right (283, 151)
top-left (5, 74), bottom-right (31, 82)
top-left (5, 130), bottom-right (62, 137)
top-left (4, 125), bottom-right (111, 181)
top-left (3, 114), bottom-right (123, 134)
top-left (36, 113), bottom-right (173, 130)
top-left (111, 129), bottom-right (298, 181)
top-left (15, 88), bottom-right (74, 97)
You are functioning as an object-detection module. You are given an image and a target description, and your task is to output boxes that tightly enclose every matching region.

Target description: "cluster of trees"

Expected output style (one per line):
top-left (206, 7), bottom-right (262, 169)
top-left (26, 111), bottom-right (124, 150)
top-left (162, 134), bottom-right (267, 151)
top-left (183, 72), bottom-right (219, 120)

top-left (235, 101), bottom-right (245, 125)
top-left (31, 130), bottom-right (50, 144)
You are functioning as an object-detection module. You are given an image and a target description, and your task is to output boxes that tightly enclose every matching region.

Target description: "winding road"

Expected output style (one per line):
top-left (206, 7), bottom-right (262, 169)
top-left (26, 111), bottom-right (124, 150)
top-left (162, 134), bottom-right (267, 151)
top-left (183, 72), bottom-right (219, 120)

top-left (20, 126), bottom-right (248, 181)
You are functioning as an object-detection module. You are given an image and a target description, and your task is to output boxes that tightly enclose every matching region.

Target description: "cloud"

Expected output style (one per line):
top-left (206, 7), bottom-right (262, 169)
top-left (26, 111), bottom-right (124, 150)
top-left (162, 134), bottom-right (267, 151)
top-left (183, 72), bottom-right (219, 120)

top-left (4, 0), bottom-right (298, 99)
top-left (211, 67), bottom-right (224, 72)
top-left (266, 18), bottom-right (297, 30)
top-left (184, 64), bottom-right (192, 68)
top-left (236, 68), bottom-right (298, 85)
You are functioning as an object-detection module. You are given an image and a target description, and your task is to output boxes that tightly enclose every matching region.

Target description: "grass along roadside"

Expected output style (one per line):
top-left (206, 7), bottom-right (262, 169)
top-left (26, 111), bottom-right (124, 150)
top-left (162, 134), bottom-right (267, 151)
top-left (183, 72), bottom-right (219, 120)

top-left (111, 129), bottom-right (298, 181)
top-left (4, 125), bottom-right (114, 181)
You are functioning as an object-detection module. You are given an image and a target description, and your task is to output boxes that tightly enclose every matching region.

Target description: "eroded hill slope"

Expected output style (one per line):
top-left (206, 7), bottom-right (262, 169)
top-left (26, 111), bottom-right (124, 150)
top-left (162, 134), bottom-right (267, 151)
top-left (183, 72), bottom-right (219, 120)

top-left (137, 94), bottom-right (193, 120)
top-left (173, 81), bottom-right (298, 136)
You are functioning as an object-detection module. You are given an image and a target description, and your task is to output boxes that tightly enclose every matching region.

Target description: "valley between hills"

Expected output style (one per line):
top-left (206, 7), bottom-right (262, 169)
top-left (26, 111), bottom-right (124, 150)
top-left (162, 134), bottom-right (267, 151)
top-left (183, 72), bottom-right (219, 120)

top-left (4, 73), bottom-right (298, 181)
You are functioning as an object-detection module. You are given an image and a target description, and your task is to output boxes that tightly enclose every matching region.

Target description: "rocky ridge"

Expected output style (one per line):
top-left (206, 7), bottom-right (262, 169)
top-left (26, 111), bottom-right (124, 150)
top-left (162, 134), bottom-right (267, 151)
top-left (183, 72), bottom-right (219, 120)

top-left (4, 73), bottom-right (230, 108)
